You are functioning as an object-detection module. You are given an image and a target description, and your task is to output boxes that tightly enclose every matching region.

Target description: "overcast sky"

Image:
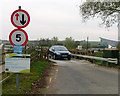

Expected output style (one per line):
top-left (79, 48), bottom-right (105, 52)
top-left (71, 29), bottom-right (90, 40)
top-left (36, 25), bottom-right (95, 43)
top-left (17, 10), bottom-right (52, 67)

top-left (0, 0), bottom-right (118, 41)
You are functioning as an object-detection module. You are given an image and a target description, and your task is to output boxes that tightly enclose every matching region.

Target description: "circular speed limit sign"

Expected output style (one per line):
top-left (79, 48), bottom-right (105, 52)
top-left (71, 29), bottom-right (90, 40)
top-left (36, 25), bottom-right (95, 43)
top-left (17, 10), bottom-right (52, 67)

top-left (9, 29), bottom-right (28, 46)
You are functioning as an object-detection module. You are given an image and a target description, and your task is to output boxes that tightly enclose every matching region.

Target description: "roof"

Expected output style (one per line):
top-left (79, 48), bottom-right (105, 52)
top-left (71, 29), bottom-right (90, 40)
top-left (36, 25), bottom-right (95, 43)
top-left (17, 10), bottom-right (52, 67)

top-left (100, 37), bottom-right (118, 47)
top-left (52, 45), bottom-right (64, 47)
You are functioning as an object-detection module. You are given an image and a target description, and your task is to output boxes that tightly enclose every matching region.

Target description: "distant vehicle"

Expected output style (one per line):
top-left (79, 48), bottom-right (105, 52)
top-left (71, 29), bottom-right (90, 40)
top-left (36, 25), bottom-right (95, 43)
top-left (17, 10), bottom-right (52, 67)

top-left (49, 45), bottom-right (71, 60)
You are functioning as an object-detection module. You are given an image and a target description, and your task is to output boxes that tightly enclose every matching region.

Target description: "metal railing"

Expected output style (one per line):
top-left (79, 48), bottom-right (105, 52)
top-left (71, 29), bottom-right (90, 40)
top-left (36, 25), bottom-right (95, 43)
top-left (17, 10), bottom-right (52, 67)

top-left (71, 54), bottom-right (118, 65)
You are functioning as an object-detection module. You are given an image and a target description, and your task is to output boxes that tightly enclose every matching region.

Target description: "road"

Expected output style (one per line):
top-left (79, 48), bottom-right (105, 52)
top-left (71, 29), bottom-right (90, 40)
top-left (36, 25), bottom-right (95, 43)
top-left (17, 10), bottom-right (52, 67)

top-left (44, 59), bottom-right (118, 94)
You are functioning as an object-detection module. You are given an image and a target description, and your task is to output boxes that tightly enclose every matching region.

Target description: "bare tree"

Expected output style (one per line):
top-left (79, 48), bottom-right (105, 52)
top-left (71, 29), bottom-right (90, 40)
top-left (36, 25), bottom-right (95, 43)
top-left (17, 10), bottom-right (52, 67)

top-left (80, 1), bottom-right (120, 27)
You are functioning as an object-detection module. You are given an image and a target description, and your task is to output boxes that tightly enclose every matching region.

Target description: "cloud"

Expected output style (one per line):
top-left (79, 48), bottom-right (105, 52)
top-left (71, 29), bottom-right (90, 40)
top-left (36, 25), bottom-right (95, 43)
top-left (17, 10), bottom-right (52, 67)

top-left (0, 0), bottom-right (118, 41)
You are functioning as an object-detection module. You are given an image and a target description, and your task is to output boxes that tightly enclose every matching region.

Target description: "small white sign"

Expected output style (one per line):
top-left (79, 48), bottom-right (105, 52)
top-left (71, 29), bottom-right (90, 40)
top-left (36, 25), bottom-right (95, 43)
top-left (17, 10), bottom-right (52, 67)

top-left (5, 53), bottom-right (30, 73)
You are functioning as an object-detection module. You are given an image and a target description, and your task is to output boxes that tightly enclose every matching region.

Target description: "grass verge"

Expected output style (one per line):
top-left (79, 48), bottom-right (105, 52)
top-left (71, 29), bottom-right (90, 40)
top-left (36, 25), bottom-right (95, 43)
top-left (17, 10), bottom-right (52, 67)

top-left (2, 61), bottom-right (49, 95)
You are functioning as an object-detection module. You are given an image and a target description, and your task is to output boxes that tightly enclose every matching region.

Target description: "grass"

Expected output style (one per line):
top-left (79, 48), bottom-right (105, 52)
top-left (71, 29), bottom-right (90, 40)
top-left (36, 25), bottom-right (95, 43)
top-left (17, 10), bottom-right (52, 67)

top-left (98, 61), bottom-right (120, 68)
top-left (2, 72), bottom-right (12, 80)
top-left (2, 61), bottom-right (49, 95)
top-left (94, 51), bottom-right (103, 57)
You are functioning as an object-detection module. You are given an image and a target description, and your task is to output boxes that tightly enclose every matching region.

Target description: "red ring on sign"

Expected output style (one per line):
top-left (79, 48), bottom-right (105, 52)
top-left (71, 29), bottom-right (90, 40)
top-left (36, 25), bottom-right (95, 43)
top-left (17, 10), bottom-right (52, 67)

top-left (9, 29), bottom-right (28, 46)
top-left (11, 9), bottom-right (30, 28)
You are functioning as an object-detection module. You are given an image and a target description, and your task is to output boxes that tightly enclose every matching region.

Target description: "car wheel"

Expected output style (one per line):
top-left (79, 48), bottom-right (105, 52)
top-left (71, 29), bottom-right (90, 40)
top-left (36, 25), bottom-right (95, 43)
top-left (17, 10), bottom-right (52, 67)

top-left (68, 58), bottom-right (71, 60)
top-left (53, 55), bottom-right (56, 60)
top-left (49, 54), bottom-right (52, 59)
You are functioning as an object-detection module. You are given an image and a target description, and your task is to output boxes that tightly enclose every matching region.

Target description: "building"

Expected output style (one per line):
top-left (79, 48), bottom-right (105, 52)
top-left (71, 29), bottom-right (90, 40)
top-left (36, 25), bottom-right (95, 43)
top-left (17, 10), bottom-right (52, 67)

top-left (100, 37), bottom-right (118, 48)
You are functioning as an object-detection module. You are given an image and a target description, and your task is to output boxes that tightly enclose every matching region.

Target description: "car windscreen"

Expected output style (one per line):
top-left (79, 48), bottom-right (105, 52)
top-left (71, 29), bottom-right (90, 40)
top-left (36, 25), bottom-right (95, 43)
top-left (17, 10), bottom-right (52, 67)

top-left (54, 46), bottom-right (68, 51)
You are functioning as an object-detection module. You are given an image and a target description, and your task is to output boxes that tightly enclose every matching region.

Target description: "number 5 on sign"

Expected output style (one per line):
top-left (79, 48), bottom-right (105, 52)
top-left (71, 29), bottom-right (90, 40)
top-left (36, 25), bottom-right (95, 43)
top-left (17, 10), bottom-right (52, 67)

top-left (9, 29), bottom-right (28, 46)
top-left (16, 34), bottom-right (21, 42)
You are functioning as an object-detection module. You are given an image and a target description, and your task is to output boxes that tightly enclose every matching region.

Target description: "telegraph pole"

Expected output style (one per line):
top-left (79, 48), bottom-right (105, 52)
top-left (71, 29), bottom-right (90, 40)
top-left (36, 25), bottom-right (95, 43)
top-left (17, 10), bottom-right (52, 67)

top-left (118, 8), bottom-right (120, 65)
top-left (117, 7), bottom-right (120, 96)
top-left (87, 37), bottom-right (89, 50)
top-left (117, 5), bottom-right (120, 44)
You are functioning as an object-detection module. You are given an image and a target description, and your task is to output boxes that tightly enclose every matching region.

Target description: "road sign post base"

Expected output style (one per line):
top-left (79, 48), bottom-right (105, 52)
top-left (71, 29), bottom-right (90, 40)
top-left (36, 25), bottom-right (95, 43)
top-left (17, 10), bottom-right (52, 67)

top-left (16, 73), bottom-right (19, 89)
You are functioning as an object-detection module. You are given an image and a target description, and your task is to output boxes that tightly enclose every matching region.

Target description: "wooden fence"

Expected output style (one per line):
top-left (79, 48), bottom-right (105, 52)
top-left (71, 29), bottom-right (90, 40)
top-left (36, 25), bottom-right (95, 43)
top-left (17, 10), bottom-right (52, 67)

top-left (29, 46), bottom-right (49, 63)
top-left (1, 45), bottom-right (49, 65)
top-left (0, 44), bottom-right (49, 84)
top-left (69, 49), bottom-right (88, 55)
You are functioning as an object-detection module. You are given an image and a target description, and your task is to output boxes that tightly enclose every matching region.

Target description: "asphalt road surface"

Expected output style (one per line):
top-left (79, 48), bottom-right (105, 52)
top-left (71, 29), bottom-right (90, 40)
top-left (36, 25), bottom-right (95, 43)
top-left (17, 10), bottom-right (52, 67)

top-left (44, 59), bottom-right (118, 94)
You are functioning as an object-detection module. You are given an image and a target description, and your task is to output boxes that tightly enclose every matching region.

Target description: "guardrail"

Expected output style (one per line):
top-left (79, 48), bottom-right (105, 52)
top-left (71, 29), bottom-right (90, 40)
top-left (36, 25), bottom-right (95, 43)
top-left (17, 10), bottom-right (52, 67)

top-left (71, 54), bottom-right (118, 66)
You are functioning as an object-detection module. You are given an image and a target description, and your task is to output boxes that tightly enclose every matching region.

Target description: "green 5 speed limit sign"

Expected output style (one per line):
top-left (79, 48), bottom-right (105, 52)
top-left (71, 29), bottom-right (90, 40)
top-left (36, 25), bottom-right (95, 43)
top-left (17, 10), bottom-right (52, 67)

top-left (9, 29), bottom-right (28, 46)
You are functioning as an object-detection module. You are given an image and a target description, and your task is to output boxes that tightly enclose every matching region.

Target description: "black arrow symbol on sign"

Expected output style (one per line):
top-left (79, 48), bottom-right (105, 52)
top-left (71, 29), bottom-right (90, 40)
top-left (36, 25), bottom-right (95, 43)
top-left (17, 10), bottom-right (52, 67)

top-left (20, 14), bottom-right (26, 25)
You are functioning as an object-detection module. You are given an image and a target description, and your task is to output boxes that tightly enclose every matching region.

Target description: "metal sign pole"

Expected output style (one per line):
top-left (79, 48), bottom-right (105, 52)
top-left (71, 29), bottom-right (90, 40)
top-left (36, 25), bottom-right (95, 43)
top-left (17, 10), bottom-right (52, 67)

top-left (10, 5), bottom-right (30, 90)
top-left (16, 6), bottom-right (21, 90)
top-left (16, 73), bottom-right (19, 89)
top-left (19, 6), bottom-right (21, 10)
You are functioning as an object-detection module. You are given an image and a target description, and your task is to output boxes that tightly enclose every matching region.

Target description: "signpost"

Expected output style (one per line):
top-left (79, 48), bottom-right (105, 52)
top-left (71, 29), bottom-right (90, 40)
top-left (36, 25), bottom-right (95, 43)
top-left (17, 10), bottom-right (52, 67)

top-left (5, 6), bottom-right (30, 89)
